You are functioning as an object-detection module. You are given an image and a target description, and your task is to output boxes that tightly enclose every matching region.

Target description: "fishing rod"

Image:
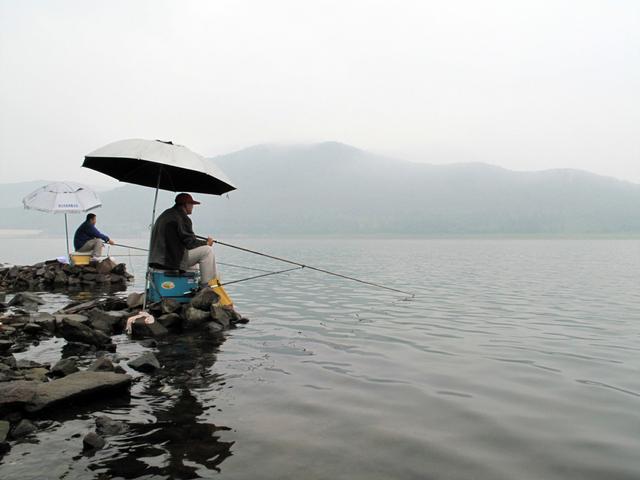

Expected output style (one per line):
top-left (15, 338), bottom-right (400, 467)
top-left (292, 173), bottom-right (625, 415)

top-left (108, 242), bottom-right (273, 272)
top-left (220, 266), bottom-right (304, 287)
top-left (196, 235), bottom-right (415, 297)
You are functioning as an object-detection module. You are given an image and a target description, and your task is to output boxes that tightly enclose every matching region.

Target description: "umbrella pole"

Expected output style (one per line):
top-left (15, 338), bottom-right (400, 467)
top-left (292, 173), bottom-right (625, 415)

top-left (142, 170), bottom-right (162, 311)
top-left (64, 213), bottom-right (70, 260)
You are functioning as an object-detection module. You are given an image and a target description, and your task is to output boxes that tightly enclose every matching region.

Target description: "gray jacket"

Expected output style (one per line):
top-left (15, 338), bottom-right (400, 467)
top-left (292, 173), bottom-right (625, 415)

top-left (149, 205), bottom-right (206, 270)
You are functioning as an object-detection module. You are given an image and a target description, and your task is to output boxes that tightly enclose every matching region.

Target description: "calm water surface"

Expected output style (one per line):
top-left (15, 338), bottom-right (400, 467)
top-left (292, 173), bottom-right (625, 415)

top-left (1, 237), bottom-right (639, 479)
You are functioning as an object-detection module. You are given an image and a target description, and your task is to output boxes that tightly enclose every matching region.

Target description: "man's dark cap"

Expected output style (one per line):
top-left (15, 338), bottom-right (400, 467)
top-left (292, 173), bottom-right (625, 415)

top-left (175, 193), bottom-right (201, 205)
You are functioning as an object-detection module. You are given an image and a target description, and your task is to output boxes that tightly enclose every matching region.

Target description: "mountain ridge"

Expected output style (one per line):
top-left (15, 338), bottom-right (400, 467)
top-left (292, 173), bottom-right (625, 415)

top-left (2, 142), bottom-right (639, 236)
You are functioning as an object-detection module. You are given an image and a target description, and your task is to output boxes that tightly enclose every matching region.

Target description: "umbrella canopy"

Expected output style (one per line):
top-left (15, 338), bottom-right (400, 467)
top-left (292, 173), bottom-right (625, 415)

top-left (23, 181), bottom-right (102, 213)
top-left (82, 138), bottom-right (235, 194)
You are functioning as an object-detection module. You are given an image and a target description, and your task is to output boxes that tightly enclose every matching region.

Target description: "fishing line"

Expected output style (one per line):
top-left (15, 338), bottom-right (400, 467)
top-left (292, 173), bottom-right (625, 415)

top-left (196, 236), bottom-right (415, 297)
top-left (220, 266), bottom-right (304, 287)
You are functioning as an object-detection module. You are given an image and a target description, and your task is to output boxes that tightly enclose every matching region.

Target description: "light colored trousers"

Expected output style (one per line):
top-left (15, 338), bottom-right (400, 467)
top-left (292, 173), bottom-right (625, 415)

top-left (181, 245), bottom-right (217, 285)
top-left (77, 238), bottom-right (103, 256)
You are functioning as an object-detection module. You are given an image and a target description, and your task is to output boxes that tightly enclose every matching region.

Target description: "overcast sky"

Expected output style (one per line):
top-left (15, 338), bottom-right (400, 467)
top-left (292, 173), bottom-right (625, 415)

top-left (1, 0), bottom-right (638, 186)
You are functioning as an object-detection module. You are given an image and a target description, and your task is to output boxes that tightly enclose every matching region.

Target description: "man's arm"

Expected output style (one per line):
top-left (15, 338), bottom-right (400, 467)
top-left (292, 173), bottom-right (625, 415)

top-left (88, 224), bottom-right (110, 243)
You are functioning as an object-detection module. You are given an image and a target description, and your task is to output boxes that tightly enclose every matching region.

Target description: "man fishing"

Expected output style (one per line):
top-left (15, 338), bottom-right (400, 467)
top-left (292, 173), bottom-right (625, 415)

top-left (73, 213), bottom-right (114, 258)
top-left (149, 193), bottom-right (218, 287)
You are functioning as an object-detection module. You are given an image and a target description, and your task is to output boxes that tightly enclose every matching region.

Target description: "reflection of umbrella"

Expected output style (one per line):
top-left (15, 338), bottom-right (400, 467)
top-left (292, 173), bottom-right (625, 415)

top-left (82, 138), bottom-right (236, 308)
top-left (23, 181), bottom-right (102, 258)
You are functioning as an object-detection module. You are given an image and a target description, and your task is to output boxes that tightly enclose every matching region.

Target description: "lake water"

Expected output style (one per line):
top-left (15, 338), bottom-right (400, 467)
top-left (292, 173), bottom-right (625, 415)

top-left (1, 237), bottom-right (639, 479)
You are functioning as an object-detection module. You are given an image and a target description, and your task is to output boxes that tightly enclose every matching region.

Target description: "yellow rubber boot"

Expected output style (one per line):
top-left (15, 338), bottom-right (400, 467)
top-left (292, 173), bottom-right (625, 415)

top-left (208, 278), bottom-right (234, 307)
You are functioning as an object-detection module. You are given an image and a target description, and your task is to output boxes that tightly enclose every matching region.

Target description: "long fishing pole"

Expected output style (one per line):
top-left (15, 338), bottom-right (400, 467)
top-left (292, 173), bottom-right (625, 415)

top-left (108, 242), bottom-right (273, 272)
top-left (196, 235), bottom-right (414, 297)
top-left (220, 266), bottom-right (304, 287)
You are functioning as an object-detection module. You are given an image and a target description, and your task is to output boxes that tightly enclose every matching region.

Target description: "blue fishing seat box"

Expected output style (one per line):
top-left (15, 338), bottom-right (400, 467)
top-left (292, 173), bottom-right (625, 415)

top-left (148, 270), bottom-right (199, 303)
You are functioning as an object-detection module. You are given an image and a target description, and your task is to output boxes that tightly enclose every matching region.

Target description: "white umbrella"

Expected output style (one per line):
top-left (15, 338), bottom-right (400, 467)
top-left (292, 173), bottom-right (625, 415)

top-left (23, 181), bottom-right (102, 258)
top-left (82, 138), bottom-right (236, 309)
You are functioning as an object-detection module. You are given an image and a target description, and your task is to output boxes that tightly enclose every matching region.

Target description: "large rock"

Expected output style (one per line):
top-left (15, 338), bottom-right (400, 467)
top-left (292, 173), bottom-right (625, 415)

top-left (53, 314), bottom-right (89, 327)
top-left (127, 352), bottom-right (160, 373)
top-left (83, 431), bottom-right (106, 450)
top-left (87, 309), bottom-right (127, 335)
top-left (30, 312), bottom-right (56, 333)
top-left (210, 305), bottom-right (235, 329)
top-left (26, 371), bottom-right (132, 412)
top-left (58, 318), bottom-right (113, 348)
top-left (161, 298), bottom-right (181, 314)
top-left (0, 420), bottom-right (9, 442)
top-left (50, 358), bottom-right (79, 377)
top-left (95, 415), bottom-right (128, 435)
top-left (8, 292), bottom-right (45, 308)
top-left (0, 340), bottom-right (13, 354)
top-left (0, 380), bottom-right (39, 410)
top-left (157, 313), bottom-right (182, 331)
top-left (11, 419), bottom-right (36, 439)
top-left (126, 292), bottom-right (144, 309)
top-left (190, 288), bottom-right (219, 311)
top-left (87, 357), bottom-right (115, 372)
top-left (130, 319), bottom-right (168, 339)
top-left (183, 307), bottom-right (210, 330)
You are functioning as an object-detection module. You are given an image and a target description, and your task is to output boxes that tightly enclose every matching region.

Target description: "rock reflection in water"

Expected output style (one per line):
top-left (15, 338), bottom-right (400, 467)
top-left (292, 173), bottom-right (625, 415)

top-left (91, 334), bottom-right (234, 479)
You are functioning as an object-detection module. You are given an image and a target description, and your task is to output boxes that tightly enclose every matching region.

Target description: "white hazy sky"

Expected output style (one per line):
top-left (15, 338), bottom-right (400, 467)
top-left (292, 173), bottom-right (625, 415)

top-left (1, 0), bottom-right (638, 186)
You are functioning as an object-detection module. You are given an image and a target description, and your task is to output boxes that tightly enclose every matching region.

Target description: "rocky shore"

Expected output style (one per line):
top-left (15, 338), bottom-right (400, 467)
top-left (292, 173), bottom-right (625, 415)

top-left (0, 258), bottom-right (247, 456)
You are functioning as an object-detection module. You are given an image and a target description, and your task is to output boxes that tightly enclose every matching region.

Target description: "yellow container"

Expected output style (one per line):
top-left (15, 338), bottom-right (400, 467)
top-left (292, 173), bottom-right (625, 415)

top-left (70, 253), bottom-right (91, 266)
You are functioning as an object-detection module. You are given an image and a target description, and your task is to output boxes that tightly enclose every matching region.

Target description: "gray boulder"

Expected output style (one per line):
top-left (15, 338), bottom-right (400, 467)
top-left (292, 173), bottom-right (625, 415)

top-left (87, 357), bottom-right (115, 372)
top-left (161, 298), bottom-right (181, 314)
top-left (0, 420), bottom-right (9, 442)
top-left (8, 292), bottom-right (45, 308)
top-left (190, 288), bottom-right (219, 311)
top-left (157, 313), bottom-right (182, 331)
top-left (50, 358), bottom-right (79, 377)
top-left (87, 309), bottom-right (127, 335)
top-left (95, 415), bottom-right (128, 435)
top-left (11, 419), bottom-right (36, 439)
top-left (26, 371), bottom-right (132, 412)
top-left (83, 431), bottom-right (106, 450)
top-left (126, 292), bottom-right (144, 309)
top-left (58, 318), bottom-right (113, 348)
top-left (127, 352), bottom-right (160, 373)
top-left (130, 319), bottom-right (168, 339)
top-left (183, 307), bottom-right (210, 330)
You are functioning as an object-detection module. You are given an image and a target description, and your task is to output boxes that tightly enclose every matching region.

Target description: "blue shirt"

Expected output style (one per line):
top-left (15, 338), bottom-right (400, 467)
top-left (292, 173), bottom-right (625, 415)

top-left (73, 220), bottom-right (110, 250)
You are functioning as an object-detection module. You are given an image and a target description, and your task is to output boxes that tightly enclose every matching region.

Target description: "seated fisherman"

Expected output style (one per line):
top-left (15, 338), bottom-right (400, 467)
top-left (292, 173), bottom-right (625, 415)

top-left (149, 193), bottom-right (217, 287)
top-left (73, 213), bottom-right (114, 257)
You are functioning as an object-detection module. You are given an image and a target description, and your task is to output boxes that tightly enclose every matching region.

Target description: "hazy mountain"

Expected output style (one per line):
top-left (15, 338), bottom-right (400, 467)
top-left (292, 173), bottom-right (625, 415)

top-left (2, 142), bottom-right (640, 236)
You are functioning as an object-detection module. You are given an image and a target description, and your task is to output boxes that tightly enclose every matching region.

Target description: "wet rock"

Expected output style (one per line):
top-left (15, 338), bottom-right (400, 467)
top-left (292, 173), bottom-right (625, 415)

top-left (8, 292), bottom-right (45, 308)
top-left (183, 307), bottom-right (210, 330)
top-left (83, 431), bottom-right (105, 450)
top-left (210, 305), bottom-right (235, 329)
top-left (95, 416), bottom-right (128, 435)
top-left (87, 309), bottom-right (127, 335)
top-left (23, 323), bottom-right (43, 335)
top-left (126, 292), bottom-right (144, 309)
top-left (190, 288), bottom-right (219, 311)
top-left (0, 340), bottom-right (13, 354)
top-left (130, 319), bottom-right (168, 338)
top-left (11, 418), bottom-right (36, 439)
top-left (54, 314), bottom-right (89, 326)
top-left (138, 339), bottom-right (157, 349)
top-left (96, 258), bottom-right (117, 274)
top-left (62, 341), bottom-right (94, 358)
top-left (128, 352), bottom-right (160, 373)
top-left (53, 271), bottom-right (67, 286)
top-left (0, 420), bottom-right (9, 442)
top-left (161, 298), bottom-right (181, 314)
top-left (157, 313), bottom-right (182, 331)
top-left (0, 354), bottom-right (17, 369)
top-left (30, 312), bottom-right (56, 333)
top-left (50, 358), bottom-right (79, 377)
top-left (20, 367), bottom-right (49, 382)
top-left (102, 297), bottom-right (128, 311)
top-left (87, 357), bottom-right (114, 372)
top-left (0, 380), bottom-right (39, 410)
top-left (16, 359), bottom-right (45, 369)
top-left (205, 322), bottom-right (225, 335)
top-left (26, 371), bottom-right (133, 413)
top-left (58, 318), bottom-right (113, 348)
